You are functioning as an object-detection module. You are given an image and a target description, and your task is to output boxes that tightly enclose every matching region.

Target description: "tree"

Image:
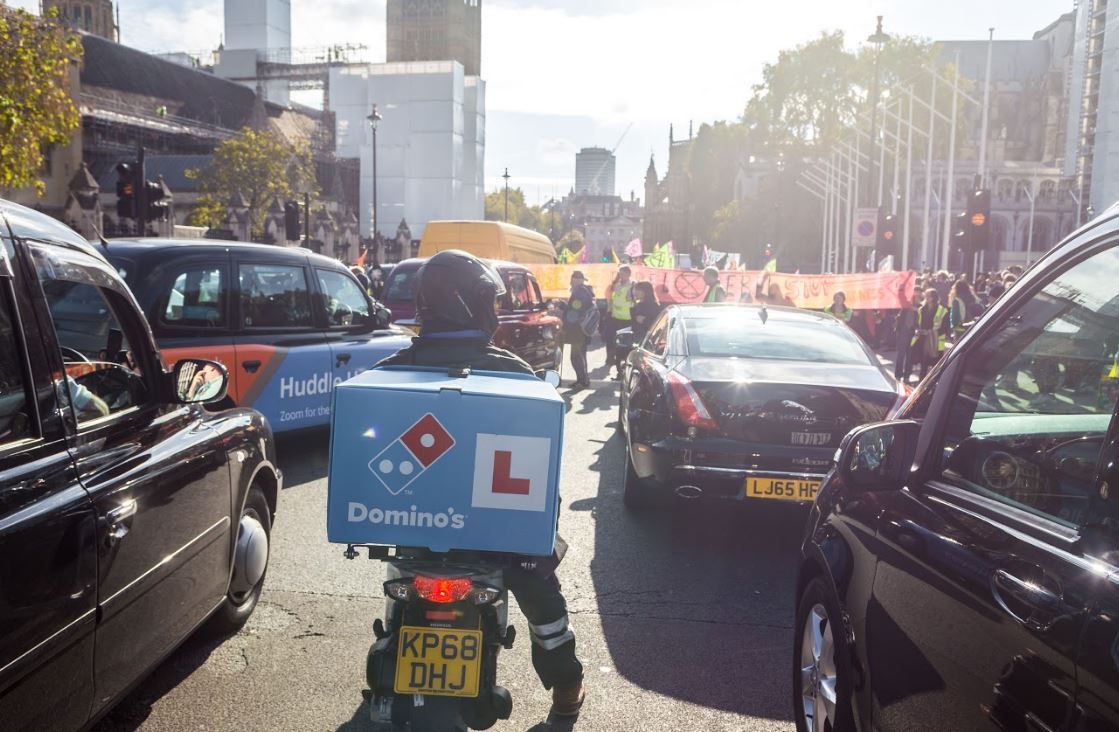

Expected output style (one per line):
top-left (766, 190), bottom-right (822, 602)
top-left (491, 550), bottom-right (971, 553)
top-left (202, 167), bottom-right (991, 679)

top-left (0, 8), bottom-right (82, 196)
top-left (484, 186), bottom-right (551, 237)
top-left (187, 128), bottom-right (316, 238)
top-left (687, 122), bottom-right (747, 244)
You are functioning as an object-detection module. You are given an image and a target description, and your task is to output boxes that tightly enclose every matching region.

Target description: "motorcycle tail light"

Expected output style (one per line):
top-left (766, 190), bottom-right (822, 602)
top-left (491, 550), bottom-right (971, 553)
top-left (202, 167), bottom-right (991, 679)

top-left (414, 575), bottom-right (474, 604)
top-left (469, 586), bottom-right (501, 606)
top-left (384, 579), bottom-right (416, 602)
top-left (667, 372), bottom-right (718, 431)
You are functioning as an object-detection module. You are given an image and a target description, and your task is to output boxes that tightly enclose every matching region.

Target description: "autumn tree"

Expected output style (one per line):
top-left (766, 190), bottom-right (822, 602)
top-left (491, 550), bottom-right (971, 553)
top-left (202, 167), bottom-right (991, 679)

top-left (0, 7), bottom-right (82, 195)
top-left (187, 128), bottom-right (316, 238)
top-left (483, 186), bottom-right (552, 236)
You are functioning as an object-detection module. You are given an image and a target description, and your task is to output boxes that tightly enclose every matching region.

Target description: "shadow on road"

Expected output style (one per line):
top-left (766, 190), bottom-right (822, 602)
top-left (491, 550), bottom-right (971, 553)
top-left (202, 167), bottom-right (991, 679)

top-left (587, 430), bottom-right (801, 721)
top-left (275, 429), bottom-right (331, 486)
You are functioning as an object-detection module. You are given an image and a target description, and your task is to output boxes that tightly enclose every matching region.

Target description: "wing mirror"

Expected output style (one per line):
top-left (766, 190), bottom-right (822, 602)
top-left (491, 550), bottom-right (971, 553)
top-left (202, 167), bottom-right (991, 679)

top-left (171, 358), bottom-right (229, 405)
top-left (535, 370), bottom-right (561, 388)
top-left (615, 327), bottom-right (635, 351)
top-left (837, 420), bottom-right (920, 491)
top-left (374, 305), bottom-right (392, 328)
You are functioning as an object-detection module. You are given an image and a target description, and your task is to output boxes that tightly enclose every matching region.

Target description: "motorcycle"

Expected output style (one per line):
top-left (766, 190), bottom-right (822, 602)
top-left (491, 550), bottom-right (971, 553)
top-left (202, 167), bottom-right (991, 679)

top-left (348, 544), bottom-right (515, 731)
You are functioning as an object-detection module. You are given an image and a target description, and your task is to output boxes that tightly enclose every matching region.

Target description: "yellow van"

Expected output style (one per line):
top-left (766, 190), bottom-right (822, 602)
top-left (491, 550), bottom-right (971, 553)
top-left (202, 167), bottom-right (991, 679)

top-left (419, 221), bottom-right (556, 264)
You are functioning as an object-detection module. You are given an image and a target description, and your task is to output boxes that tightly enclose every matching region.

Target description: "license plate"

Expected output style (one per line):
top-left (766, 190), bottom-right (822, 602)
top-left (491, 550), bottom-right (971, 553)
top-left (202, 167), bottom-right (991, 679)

top-left (745, 477), bottom-right (821, 502)
top-left (791, 432), bottom-right (832, 446)
top-left (394, 626), bottom-right (482, 698)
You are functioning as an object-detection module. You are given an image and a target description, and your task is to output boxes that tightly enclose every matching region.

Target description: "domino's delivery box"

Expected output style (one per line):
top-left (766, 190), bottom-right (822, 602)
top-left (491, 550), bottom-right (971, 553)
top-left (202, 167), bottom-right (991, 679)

top-left (327, 366), bottom-right (564, 556)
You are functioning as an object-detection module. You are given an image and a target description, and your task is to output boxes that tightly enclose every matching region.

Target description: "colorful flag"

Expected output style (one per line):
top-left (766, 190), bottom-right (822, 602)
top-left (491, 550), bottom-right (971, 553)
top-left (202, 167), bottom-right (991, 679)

top-left (625, 238), bottom-right (642, 258)
top-left (611, 249), bottom-right (620, 264)
top-left (356, 249), bottom-right (367, 268)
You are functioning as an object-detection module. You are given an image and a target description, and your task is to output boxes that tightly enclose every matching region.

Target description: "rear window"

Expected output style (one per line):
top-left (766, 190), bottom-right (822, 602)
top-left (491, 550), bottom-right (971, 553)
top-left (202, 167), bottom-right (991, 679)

top-left (384, 266), bottom-right (419, 303)
top-left (684, 313), bottom-right (869, 365)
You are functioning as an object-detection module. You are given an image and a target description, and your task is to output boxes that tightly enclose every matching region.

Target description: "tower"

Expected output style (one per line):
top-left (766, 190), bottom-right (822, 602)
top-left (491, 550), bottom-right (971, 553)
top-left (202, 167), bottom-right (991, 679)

top-left (45, 0), bottom-right (117, 41)
top-left (387, 0), bottom-right (482, 76)
top-left (214, 0), bottom-right (292, 104)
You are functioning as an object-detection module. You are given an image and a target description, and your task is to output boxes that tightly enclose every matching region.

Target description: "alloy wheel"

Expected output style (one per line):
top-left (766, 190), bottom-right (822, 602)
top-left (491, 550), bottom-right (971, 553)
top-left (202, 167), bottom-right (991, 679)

top-left (800, 603), bottom-right (838, 732)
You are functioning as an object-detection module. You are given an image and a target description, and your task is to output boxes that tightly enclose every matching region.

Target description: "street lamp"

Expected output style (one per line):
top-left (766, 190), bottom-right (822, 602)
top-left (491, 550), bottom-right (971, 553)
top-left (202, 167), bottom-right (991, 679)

top-left (367, 105), bottom-right (382, 247)
top-left (774, 152), bottom-right (786, 253)
top-left (502, 168), bottom-right (511, 222)
top-left (867, 16), bottom-right (890, 206)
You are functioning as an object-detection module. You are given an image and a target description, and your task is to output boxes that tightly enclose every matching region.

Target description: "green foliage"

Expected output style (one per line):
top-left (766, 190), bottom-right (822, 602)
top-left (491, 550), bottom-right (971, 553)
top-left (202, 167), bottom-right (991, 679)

top-left (0, 8), bottom-right (82, 195)
top-left (484, 186), bottom-right (553, 237)
top-left (187, 128), bottom-right (316, 237)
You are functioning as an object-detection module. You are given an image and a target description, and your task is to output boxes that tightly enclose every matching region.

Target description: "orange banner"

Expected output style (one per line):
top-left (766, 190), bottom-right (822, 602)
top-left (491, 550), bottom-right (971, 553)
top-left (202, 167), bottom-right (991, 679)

top-left (527, 264), bottom-right (916, 310)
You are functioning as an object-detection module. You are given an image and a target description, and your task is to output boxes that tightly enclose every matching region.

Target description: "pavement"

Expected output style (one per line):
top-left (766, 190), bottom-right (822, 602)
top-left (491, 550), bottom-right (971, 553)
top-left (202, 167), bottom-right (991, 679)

top-left (92, 346), bottom-right (801, 732)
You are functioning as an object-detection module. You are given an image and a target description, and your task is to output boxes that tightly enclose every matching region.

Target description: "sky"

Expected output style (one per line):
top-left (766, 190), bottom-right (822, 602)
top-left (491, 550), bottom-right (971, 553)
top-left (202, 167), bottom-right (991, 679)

top-left (12, 0), bottom-right (1073, 204)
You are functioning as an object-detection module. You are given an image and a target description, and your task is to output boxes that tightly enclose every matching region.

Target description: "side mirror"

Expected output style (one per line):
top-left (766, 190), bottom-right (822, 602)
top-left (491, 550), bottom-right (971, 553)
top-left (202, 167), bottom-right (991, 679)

top-left (536, 370), bottom-right (561, 388)
top-left (615, 327), bottom-right (635, 351)
top-left (374, 305), bottom-right (392, 328)
top-left (171, 358), bottom-right (229, 405)
top-left (838, 420), bottom-right (920, 491)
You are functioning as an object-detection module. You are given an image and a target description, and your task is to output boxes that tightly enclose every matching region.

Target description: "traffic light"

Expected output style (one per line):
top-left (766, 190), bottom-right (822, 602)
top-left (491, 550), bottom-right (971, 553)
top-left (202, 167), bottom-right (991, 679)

top-left (876, 208), bottom-right (898, 256)
top-left (284, 201), bottom-right (301, 241)
top-left (966, 188), bottom-right (991, 253)
top-left (143, 179), bottom-right (169, 221)
top-left (115, 162), bottom-right (137, 219)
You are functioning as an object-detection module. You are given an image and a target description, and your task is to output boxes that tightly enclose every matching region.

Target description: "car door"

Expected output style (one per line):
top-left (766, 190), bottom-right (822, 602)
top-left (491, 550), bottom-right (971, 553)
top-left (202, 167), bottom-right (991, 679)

top-left (144, 253), bottom-right (239, 403)
top-left (27, 241), bottom-right (231, 713)
top-left (626, 311), bottom-right (673, 479)
top-left (527, 275), bottom-right (561, 371)
top-left (495, 271), bottom-right (530, 362)
top-left (234, 256), bottom-right (330, 430)
top-left (868, 239), bottom-right (1119, 731)
top-left (315, 266), bottom-right (403, 390)
top-left (0, 233), bottom-right (97, 732)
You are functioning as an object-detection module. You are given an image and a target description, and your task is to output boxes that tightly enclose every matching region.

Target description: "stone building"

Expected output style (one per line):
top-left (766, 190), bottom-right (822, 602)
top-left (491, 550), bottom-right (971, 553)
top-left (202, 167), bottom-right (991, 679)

top-left (387, 0), bottom-right (482, 76)
top-left (44, 0), bottom-right (117, 41)
top-left (643, 124), bottom-right (696, 256)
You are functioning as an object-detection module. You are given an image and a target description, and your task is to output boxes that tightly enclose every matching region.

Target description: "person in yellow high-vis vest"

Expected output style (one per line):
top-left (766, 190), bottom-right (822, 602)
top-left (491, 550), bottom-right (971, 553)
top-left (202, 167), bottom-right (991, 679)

top-left (604, 265), bottom-right (635, 378)
top-left (910, 288), bottom-right (949, 378)
top-left (703, 267), bottom-right (727, 303)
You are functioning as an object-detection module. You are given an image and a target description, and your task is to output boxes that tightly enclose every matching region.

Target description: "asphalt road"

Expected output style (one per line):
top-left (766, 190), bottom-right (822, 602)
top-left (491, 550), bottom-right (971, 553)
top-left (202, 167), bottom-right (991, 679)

top-left (93, 346), bottom-right (802, 732)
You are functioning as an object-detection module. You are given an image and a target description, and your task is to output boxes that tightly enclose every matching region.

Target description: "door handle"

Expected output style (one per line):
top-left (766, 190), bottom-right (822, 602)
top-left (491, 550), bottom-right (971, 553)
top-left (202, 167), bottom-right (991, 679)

top-left (104, 499), bottom-right (137, 547)
top-left (335, 352), bottom-right (351, 367)
top-left (242, 359), bottom-right (262, 373)
top-left (992, 569), bottom-right (1063, 629)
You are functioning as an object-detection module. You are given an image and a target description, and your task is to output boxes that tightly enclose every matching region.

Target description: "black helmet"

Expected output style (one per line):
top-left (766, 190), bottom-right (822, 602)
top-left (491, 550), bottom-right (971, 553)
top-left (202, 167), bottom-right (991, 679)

top-left (416, 250), bottom-right (506, 335)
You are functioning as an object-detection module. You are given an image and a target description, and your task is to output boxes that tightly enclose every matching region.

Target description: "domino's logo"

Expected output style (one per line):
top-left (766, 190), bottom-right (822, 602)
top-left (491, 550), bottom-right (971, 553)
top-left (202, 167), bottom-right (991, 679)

top-left (369, 414), bottom-right (455, 496)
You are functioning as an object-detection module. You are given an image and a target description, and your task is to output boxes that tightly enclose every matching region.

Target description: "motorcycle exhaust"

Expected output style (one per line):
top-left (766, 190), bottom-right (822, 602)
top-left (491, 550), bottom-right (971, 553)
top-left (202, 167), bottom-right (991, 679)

top-left (675, 485), bottom-right (703, 499)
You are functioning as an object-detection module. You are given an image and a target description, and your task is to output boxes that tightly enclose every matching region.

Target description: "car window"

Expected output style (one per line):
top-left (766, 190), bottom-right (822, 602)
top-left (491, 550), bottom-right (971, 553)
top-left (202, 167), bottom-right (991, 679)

top-left (684, 313), bottom-right (868, 364)
top-left (527, 276), bottom-right (544, 307)
top-left (317, 268), bottom-right (371, 327)
top-left (937, 243), bottom-right (1119, 529)
top-left (506, 273), bottom-right (533, 312)
top-left (39, 279), bottom-right (149, 425)
top-left (0, 283), bottom-right (33, 446)
top-left (239, 263), bottom-right (313, 328)
top-left (644, 313), bottom-right (670, 357)
top-left (384, 267), bottom-right (418, 304)
top-left (162, 266), bottom-right (225, 328)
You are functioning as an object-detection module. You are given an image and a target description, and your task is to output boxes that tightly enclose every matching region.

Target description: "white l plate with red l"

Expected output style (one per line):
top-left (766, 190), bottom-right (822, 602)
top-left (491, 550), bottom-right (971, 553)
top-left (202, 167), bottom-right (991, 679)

top-left (471, 434), bottom-right (552, 512)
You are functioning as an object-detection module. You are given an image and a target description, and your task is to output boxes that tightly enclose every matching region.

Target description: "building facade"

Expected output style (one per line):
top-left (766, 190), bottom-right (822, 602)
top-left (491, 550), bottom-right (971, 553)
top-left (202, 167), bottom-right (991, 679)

top-left (553, 193), bottom-right (641, 262)
top-left (387, 0), bottom-right (482, 76)
top-left (643, 125), bottom-right (696, 255)
top-left (1067, 0), bottom-right (1119, 217)
top-left (214, 0), bottom-right (292, 104)
top-left (575, 147), bottom-right (615, 196)
top-left (44, 0), bottom-right (117, 40)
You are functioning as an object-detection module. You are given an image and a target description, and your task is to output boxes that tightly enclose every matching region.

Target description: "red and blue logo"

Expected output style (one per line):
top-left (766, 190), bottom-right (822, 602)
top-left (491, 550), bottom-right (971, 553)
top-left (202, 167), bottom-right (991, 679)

top-left (369, 413), bottom-right (455, 495)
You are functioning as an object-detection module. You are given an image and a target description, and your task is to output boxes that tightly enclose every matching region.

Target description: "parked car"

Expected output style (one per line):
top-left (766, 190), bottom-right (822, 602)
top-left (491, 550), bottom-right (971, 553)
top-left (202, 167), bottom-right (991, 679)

top-left (618, 303), bottom-right (905, 509)
top-left (104, 240), bottom-right (413, 433)
top-left (794, 208), bottom-right (1119, 732)
top-left (383, 257), bottom-right (563, 372)
top-left (0, 200), bottom-right (281, 732)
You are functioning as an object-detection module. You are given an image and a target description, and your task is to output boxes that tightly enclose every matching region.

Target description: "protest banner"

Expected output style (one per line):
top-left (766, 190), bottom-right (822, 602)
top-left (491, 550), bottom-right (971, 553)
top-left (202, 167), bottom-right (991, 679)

top-left (526, 263), bottom-right (916, 310)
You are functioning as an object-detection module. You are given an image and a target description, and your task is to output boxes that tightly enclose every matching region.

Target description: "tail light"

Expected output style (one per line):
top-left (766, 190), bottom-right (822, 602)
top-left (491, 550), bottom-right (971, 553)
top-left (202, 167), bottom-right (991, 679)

top-left (384, 575), bottom-right (501, 606)
top-left (667, 372), bottom-right (718, 431)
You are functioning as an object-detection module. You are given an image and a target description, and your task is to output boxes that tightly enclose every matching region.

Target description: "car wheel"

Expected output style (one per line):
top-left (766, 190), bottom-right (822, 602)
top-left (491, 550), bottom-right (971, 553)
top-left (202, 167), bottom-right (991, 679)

top-left (553, 345), bottom-right (563, 381)
top-left (206, 484), bottom-right (272, 636)
top-left (794, 576), bottom-right (855, 732)
top-left (616, 394), bottom-right (626, 434)
top-left (622, 444), bottom-right (652, 511)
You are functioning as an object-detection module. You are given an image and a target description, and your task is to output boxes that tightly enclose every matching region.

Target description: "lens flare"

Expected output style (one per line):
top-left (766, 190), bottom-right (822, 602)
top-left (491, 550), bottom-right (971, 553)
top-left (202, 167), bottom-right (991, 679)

top-left (362, 427), bottom-right (377, 439)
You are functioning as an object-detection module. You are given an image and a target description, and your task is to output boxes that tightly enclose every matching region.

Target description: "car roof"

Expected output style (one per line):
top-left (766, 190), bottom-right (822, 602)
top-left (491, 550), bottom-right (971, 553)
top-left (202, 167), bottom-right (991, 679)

top-left (0, 199), bottom-right (108, 262)
top-left (671, 302), bottom-right (839, 326)
top-left (391, 256), bottom-right (528, 273)
top-left (103, 237), bottom-right (349, 270)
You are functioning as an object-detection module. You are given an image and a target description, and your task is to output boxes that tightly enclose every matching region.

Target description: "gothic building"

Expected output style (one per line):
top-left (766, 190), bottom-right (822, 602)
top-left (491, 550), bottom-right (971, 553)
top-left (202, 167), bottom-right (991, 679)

top-left (643, 124), bottom-right (696, 256)
top-left (44, 0), bottom-right (117, 41)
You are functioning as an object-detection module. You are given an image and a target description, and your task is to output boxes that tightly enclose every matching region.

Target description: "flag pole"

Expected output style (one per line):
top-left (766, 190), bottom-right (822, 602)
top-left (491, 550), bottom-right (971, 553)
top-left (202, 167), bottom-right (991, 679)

top-left (978, 28), bottom-right (995, 188)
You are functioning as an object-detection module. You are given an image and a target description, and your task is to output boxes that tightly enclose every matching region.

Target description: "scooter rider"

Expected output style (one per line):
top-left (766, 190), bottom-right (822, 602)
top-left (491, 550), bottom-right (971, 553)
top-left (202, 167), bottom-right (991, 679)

top-left (375, 249), bottom-right (586, 720)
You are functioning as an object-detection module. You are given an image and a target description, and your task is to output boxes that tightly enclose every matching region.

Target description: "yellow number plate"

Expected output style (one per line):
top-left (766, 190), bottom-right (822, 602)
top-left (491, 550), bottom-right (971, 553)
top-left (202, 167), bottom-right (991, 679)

top-left (394, 626), bottom-right (482, 698)
top-left (745, 477), bottom-right (821, 503)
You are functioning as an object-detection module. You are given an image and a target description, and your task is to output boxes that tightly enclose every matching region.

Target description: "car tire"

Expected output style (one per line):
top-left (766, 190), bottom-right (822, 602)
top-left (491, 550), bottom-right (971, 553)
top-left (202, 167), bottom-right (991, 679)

top-left (622, 445), bottom-right (652, 511)
top-left (793, 576), bottom-right (856, 732)
top-left (205, 484), bottom-right (272, 636)
top-left (553, 345), bottom-right (563, 381)
top-left (616, 394), bottom-right (626, 434)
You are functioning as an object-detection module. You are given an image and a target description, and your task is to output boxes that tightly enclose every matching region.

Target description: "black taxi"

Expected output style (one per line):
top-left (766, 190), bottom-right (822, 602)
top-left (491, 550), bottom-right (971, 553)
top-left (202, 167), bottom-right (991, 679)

top-left (0, 200), bottom-right (281, 731)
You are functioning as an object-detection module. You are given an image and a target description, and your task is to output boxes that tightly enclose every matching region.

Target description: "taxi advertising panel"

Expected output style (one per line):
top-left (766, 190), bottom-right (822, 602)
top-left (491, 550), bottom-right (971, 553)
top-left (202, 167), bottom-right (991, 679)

top-left (327, 367), bottom-right (564, 555)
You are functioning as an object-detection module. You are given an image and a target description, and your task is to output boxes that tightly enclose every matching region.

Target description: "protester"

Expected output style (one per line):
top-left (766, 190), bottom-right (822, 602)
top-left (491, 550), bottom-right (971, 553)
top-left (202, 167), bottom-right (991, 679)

top-left (932, 271), bottom-right (952, 304)
top-left (911, 288), bottom-right (949, 378)
top-left (948, 278), bottom-right (981, 338)
top-left (823, 291), bottom-right (853, 323)
top-left (894, 285), bottom-right (918, 382)
top-left (603, 265), bottom-right (635, 378)
top-left (703, 266), bottom-right (727, 303)
top-left (630, 281), bottom-right (663, 343)
top-left (562, 271), bottom-right (595, 390)
top-left (349, 265), bottom-right (370, 293)
top-left (369, 265), bottom-right (386, 301)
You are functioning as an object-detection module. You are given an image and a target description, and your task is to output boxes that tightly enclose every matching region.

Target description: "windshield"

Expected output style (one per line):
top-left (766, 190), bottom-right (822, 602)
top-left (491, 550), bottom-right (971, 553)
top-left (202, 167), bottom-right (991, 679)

top-left (384, 267), bottom-right (419, 304)
top-left (685, 313), bottom-right (869, 365)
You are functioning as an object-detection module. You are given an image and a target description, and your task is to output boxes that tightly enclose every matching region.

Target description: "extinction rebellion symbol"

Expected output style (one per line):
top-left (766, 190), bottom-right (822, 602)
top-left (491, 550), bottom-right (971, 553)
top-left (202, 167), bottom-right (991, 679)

top-left (674, 272), bottom-right (705, 299)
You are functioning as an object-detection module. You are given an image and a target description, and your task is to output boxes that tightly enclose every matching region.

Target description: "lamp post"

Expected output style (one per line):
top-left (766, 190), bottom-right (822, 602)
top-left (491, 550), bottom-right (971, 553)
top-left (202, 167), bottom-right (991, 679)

top-left (774, 152), bottom-right (786, 253)
top-left (866, 16), bottom-right (890, 206)
top-left (367, 104), bottom-right (382, 243)
top-left (502, 168), bottom-right (511, 222)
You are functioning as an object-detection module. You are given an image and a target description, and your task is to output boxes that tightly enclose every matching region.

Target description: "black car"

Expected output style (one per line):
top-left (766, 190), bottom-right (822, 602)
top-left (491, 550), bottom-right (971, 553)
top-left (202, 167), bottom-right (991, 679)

top-left (618, 303), bottom-right (904, 509)
top-left (0, 200), bottom-right (281, 731)
top-left (795, 208), bottom-right (1119, 732)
